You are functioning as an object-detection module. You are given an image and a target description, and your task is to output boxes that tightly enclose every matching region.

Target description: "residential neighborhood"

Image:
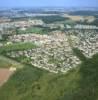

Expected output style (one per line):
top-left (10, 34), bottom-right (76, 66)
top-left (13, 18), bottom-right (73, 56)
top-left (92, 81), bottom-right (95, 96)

top-left (5, 28), bottom-right (98, 73)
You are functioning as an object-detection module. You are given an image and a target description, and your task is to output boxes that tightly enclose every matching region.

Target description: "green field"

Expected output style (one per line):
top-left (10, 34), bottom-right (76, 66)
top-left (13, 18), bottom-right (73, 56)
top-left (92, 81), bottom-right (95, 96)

top-left (0, 56), bottom-right (14, 68)
top-left (0, 42), bottom-right (36, 54)
top-left (16, 27), bottom-right (49, 35)
top-left (0, 48), bottom-right (98, 100)
top-left (0, 56), bottom-right (24, 68)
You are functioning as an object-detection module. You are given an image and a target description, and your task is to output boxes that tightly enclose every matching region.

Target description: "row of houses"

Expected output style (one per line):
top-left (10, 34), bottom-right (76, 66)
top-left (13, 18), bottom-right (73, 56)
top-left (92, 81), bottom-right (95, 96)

top-left (66, 24), bottom-right (98, 29)
top-left (6, 29), bottom-right (98, 73)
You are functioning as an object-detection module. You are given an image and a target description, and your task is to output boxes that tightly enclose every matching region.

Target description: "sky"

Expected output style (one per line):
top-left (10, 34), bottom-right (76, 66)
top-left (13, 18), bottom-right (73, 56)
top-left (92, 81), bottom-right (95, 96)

top-left (0, 0), bottom-right (98, 8)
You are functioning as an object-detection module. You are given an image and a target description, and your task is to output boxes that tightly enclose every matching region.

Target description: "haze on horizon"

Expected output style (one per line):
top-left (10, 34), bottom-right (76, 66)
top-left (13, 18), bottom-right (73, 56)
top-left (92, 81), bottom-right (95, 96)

top-left (0, 0), bottom-right (98, 8)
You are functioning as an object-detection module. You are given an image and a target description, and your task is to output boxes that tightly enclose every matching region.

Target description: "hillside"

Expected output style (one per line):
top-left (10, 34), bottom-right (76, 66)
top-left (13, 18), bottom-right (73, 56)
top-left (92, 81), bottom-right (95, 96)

top-left (0, 48), bottom-right (98, 100)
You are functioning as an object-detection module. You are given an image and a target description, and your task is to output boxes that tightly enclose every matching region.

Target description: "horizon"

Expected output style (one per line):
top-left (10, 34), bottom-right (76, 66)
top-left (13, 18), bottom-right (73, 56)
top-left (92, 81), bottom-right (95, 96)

top-left (0, 0), bottom-right (98, 8)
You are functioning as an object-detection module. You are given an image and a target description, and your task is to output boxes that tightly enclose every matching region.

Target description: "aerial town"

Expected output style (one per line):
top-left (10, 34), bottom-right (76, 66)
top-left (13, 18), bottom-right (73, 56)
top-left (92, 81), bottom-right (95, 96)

top-left (0, 4), bottom-right (98, 100)
top-left (0, 8), bottom-right (98, 73)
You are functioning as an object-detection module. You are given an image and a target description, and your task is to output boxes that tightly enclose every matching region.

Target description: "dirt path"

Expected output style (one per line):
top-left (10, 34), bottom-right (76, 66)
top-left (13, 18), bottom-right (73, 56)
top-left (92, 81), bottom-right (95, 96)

top-left (0, 55), bottom-right (24, 86)
top-left (0, 68), bottom-right (15, 86)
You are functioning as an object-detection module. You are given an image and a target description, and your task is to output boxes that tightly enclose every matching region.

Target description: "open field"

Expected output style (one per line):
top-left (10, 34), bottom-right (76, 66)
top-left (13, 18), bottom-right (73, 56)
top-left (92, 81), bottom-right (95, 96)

top-left (62, 14), bottom-right (95, 22)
